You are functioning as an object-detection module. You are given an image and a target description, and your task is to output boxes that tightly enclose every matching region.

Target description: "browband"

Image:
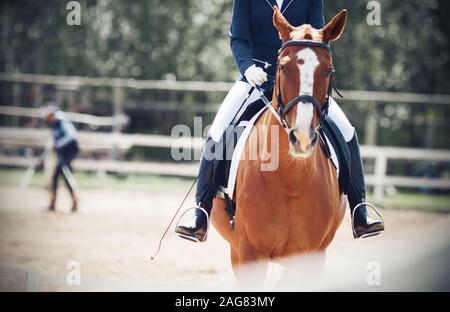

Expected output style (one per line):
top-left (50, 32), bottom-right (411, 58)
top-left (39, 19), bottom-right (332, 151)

top-left (279, 39), bottom-right (331, 54)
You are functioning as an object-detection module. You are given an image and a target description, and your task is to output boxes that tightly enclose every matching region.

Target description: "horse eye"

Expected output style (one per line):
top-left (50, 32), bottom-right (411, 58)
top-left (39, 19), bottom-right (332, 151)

top-left (279, 65), bottom-right (287, 74)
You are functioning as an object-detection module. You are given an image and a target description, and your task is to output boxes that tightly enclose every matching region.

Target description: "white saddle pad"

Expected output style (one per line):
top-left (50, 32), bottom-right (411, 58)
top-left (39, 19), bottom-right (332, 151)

top-left (217, 107), bottom-right (339, 200)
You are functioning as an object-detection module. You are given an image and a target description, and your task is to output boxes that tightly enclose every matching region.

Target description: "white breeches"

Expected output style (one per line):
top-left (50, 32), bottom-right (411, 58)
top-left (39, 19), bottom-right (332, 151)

top-left (208, 81), bottom-right (355, 143)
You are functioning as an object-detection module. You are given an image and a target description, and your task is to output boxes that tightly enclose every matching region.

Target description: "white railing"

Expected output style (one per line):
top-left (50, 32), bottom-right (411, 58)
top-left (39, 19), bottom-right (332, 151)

top-left (0, 127), bottom-right (449, 200)
top-left (2, 72), bottom-right (450, 104)
top-left (360, 145), bottom-right (450, 199)
top-left (0, 105), bottom-right (128, 128)
top-left (1, 73), bottom-right (449, 200)
top-left (2, 72), bottom-right (450, 147)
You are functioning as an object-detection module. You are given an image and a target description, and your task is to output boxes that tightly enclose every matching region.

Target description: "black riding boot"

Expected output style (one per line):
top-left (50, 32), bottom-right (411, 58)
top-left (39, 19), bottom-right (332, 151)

top-left (175, 140), bottom-right (217, 242)
top-left (347, 133), bottom-right (385, 238)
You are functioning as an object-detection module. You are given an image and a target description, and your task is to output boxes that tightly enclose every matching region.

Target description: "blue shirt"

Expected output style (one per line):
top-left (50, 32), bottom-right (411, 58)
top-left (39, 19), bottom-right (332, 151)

top-left (52, 112), bottom-right (78, 150)
top-left (230, 0), bottom-right (324, 79)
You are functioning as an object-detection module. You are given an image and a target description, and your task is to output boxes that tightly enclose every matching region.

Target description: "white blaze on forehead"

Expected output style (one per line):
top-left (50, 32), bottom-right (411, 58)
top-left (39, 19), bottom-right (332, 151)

top-left (294, 48), bottom-right (319, 133)
top-left (297, 48), bottom-right (319, 96)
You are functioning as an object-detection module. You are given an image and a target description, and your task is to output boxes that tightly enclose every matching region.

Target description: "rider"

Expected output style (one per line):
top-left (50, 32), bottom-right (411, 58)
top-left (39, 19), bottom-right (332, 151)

top-left (42, 104), bottom-right (79, 212)
top-left (176, 0), bottom-right (384, 241)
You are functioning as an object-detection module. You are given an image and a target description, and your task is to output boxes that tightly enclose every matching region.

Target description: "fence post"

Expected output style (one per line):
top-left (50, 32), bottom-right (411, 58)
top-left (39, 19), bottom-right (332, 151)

top-left (110, 86), bottom-right (125, 160)
top-left (32, 83), bottom-right (43, 107)
top-left (12, 83), bottom-right (21, 126)
top-left (424, 108), bottom-right (434, 148)
top-left (80, 87), bottom-right (90, 111)
top-left (364, 102), bottom-right (378, 145)
top-left (373, 154), bottom-right (387, 201)
top-left (68, 89), bottom-right (76, 110)
top-left (55, 88), bottom-right (64, 108)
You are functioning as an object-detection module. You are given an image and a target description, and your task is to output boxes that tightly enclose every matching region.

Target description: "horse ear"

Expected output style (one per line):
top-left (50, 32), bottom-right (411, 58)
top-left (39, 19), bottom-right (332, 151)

top-left (322, 9), bottom-right (347, 43)
top-left (273, 6), bottom-right (294, 42)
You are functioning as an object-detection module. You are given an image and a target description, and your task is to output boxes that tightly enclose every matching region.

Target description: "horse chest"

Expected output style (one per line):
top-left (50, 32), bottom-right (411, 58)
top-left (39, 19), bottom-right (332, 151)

top-left (236, 160), bottom-right (340, 254)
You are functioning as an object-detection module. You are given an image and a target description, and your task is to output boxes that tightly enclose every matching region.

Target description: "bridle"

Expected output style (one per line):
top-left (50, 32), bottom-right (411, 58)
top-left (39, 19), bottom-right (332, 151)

top-left (274, 39), bottom-right (342, 131)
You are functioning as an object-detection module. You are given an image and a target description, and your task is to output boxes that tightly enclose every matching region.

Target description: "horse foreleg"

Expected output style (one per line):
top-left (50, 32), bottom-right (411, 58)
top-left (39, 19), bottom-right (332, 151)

top-left (230, 246), bottom-right (240, 276)
top-left (275, 252), bottom-right (326, 291)
top-left (232, 237), bottom-right (268, 290)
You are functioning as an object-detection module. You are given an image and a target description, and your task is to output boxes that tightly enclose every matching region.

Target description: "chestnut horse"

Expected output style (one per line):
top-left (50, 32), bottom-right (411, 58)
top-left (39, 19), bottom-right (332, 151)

top-left (211, 8), bottom-right (348, 286)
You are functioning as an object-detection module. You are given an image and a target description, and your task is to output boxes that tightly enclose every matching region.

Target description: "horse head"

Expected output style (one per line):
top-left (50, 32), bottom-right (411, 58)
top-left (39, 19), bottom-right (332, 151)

top-left (273, 7), bottom-right (347, 159)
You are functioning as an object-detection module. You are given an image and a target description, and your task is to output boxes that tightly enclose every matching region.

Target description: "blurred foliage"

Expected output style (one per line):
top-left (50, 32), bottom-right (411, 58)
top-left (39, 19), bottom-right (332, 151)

top-left (0, 0), bottom-right (235, 81)
top-left (1, 0), bottom-right (449, 92)
top-left (326, 0), bottom-right (450, 93)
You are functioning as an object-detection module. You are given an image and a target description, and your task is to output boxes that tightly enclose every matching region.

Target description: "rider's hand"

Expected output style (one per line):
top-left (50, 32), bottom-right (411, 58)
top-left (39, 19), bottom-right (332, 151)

top-left (244, 64), bottom-right (268, 87)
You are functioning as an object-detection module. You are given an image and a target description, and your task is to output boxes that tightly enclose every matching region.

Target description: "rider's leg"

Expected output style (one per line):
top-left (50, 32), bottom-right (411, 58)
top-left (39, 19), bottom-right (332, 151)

top-left (175, 81), bottom-right (261, 242)
top-left (174, 137), bottom-right (217, 241)
top-left (328, 98), bottom-right (384, 238)
top-left (209, 81), bottom-right (259, 142)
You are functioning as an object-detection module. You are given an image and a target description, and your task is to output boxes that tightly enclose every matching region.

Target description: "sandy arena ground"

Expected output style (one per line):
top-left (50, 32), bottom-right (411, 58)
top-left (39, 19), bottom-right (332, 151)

top-left (0, 185), bottom-right (449, 291)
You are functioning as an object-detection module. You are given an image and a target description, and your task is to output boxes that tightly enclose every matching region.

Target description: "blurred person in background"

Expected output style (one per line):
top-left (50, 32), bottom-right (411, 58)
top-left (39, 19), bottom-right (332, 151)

top-left (40, 104), bottom-right (79, 213)
top-left (175, 0), bottom-right (384, 242)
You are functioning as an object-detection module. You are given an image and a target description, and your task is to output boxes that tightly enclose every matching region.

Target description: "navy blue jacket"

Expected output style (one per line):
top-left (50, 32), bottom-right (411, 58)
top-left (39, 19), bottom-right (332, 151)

top-left (230, 0), bottom-right (324, 79)
top-left (52, 112), bottom-right (78, 150)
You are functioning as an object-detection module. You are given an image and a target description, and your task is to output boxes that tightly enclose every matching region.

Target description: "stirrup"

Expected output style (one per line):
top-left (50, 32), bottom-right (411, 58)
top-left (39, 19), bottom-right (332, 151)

top-left (352, 201), bottom-right (385, 238)
top-left (175, 207), bottom-right (210, 243)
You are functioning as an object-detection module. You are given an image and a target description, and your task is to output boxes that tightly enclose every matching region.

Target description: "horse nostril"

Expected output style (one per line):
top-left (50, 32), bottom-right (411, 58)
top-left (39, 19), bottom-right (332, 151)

top-left (288, 129), bottom-right (298, 145)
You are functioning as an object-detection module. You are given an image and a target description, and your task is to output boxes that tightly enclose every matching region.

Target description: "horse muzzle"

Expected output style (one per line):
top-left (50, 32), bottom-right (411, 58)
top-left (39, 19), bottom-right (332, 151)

top-left (288, 129), bottom-right (318, 159)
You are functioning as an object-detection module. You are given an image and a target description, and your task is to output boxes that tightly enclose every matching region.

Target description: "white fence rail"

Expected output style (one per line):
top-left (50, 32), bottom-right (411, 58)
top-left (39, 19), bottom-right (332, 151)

top-left (1, 72), bottom-right (450, 200)
top-left (0, 105), bottom-right (128, 128)
top-left (0, 127), bottom-right (449, 200)
top-left (2, 72), bottom-right (450, 147)
top-left (2, 72), bottom-right (450, 104)
top-left (360, 145), bottom-right (450, 199)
